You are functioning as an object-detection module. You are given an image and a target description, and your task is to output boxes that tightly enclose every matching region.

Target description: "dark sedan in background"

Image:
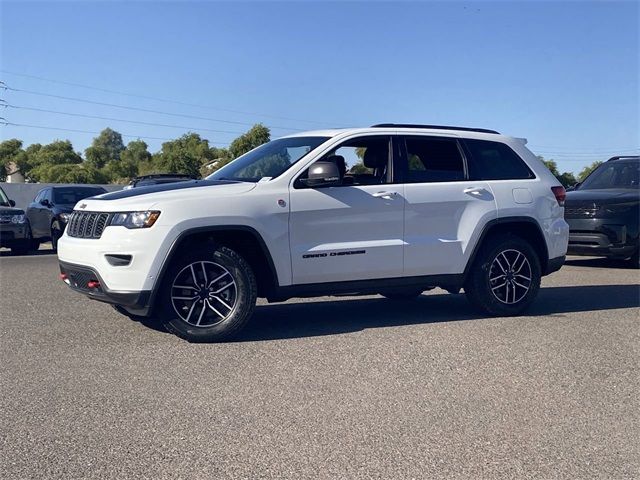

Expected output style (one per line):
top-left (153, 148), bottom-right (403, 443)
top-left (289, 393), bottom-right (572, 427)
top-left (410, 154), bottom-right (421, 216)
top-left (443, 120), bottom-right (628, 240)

top-left (0, 185), bottom-right (30, 255)
top-left (565, 156), bottom-right (639, 267)
top-left (26, 185), bottom-right (107, 250)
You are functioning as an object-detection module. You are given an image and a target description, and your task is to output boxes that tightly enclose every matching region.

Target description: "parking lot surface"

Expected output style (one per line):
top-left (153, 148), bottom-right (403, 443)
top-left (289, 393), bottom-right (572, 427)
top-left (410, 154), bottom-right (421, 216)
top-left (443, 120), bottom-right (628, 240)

top-left (1, 252), bottom-right (639, 479)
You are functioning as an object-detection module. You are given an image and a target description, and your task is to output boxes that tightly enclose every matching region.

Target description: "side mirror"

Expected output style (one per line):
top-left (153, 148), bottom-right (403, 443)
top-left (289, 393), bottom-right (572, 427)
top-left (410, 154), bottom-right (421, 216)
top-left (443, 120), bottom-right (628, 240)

top-left (40, 199), bottom-right (50, 207)
top-left (300, 161), bottom-right (341, 187)
top-left (569, 182), bottom-right (581, 191)
top-left (9, 199), bottom-right (15, 207)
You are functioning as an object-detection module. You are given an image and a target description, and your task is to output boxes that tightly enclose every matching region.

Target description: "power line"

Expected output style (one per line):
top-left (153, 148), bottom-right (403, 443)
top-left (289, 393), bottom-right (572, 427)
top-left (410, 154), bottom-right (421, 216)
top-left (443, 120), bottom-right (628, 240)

top-left (0, 70), bottom-right (332, 126)
top-left (0, 121), bottom-right (230, 145)
top-left (3, 84), bottom-right (305, 132)
top-left (6, 104), bottom-right (249, 136)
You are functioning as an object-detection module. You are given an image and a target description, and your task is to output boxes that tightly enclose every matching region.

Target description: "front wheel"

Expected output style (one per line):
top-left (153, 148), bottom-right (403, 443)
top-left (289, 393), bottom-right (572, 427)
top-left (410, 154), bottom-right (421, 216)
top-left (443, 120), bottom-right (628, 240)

top-left (464, 234), bottom-right (541, 316)
top-left (157, 245), bottom-right (257, 342)
top-left (51, 221), bottom-right (63, 251)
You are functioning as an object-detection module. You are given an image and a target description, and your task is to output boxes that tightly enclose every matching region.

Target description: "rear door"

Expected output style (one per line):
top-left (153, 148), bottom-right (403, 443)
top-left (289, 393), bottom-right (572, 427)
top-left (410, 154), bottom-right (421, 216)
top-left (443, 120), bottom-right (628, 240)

top-left (288, 135), bottom-right (405, 284)
top-left (399, 135), bottom-right (497, 276)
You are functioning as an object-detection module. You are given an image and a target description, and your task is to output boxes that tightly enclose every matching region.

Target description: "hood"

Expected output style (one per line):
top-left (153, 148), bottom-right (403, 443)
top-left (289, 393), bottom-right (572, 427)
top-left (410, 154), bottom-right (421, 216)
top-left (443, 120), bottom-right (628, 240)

top-left (73, 180), bottom-right (257, 212)
top-left (0, 206), bottom-right (25, 215)
top-left (565, 188), bottom-right (639, 206)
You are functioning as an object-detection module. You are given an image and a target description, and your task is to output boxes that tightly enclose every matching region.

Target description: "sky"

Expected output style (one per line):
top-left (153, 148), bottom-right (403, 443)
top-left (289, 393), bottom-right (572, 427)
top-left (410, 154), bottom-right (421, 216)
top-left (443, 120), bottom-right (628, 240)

top-left (1, 0), bottom-right (638, 175)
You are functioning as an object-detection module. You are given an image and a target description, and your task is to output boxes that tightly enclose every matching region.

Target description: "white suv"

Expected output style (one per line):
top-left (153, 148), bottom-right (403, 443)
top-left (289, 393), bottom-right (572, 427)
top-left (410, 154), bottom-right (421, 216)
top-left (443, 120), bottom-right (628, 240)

top-left (58, 124), bottom-right (569, 342)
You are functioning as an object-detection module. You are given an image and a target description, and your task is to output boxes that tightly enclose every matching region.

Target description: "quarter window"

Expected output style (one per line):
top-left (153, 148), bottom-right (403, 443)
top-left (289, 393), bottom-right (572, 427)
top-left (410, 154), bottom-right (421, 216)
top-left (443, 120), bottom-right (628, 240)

top-left (464, 139), bottom-right (534, 180)
top-left (403, 136), bottom-right (465, 183)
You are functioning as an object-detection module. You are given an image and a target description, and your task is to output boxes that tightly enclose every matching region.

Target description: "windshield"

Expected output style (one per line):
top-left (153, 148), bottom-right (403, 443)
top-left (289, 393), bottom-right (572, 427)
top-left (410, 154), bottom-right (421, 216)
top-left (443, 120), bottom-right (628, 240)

top-left (579, 161), bottom-right (639, 190)
top-left (0, 187), bottom-right (10, 207)
top-left (53, 187), bottom-right (107, 204)
top-left (208, 136), bottom-right (330, 182)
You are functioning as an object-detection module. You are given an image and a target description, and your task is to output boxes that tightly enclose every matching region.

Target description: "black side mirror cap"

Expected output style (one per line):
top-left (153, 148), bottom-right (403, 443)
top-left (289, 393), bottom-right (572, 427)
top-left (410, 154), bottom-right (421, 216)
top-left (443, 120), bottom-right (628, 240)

top-left (9, 199), bottom-right (15, 207)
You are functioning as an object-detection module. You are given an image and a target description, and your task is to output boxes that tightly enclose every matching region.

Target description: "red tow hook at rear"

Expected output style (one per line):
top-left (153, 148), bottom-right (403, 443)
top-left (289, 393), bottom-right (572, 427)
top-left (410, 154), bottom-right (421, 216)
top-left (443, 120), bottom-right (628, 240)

top-left (87, 280), bottom-right (101, 289)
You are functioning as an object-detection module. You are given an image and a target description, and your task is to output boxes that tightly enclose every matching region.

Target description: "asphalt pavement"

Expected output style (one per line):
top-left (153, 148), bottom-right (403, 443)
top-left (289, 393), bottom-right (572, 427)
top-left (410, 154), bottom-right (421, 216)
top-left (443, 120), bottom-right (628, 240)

top-left (1, 251), bottom-right (638, 479)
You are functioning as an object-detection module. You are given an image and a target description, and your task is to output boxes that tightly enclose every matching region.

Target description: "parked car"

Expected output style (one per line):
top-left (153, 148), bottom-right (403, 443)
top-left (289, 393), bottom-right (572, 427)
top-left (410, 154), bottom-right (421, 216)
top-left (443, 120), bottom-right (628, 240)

top-left (124, 174), bottom-right (198, 189)
top-left (26, 185), bottom-right (107, 250)
top-left (0, 185), bottom-right (31, 255)
top-left (58, 124), bottom-right (569, 342)
top-left (565, 155), bottom-right (639, 266)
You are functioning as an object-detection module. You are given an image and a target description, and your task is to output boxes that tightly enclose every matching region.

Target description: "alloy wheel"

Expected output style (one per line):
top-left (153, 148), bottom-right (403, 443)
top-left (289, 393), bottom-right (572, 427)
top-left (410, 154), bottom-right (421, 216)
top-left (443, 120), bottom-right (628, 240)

top-left (488, 249), bottom-right (532, 305)
top-left (171, 261), bottom-right (238, 327)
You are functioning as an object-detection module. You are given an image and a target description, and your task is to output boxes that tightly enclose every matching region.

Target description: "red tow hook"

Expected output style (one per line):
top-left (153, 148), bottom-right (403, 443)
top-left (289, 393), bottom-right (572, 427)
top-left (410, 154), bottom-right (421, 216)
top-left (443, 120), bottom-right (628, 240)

top-left (87, 280), bottom-right (101, 289)
top-left (59, 273), bottom-right (68, 281)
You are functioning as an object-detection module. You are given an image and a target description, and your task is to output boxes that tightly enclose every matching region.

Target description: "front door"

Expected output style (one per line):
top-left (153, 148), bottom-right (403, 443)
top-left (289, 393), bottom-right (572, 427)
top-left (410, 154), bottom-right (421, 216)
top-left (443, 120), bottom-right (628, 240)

top-left (289, 135), bottom-right (405, 285)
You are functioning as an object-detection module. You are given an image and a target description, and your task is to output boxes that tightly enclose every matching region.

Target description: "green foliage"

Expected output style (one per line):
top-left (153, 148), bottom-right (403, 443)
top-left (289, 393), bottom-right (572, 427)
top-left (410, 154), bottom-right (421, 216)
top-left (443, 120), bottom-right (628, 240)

top-left (0, 139), bottom-right (24, 181)
top-left (153, 133), bottom-right (215, 177)
top-left (103, 139), bottom-right (151, 182)
top-left (578, 161), bottom-right (604, 182)
top-left (85, 128), bottom-right (125, 169)
top-left (29, 164), bottom-right (109, 184)
top-left (540, 157), bottom-right (577, 188)
top-left (228, 124), bottom-right (270, 159)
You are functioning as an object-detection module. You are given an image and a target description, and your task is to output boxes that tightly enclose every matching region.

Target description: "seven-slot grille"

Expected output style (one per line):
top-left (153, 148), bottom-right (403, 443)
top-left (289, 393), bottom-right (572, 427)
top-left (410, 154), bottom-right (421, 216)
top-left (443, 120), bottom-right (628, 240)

top-left (67, 212), bottom-right (110, 238)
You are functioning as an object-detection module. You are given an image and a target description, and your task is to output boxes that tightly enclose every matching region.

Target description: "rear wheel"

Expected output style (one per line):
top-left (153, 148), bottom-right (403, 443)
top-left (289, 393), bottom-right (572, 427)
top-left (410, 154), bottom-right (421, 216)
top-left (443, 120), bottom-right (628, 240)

top-left (157, 245), bottom-right (257, 342)
top-left (464, 234), bottom-right (541, 316)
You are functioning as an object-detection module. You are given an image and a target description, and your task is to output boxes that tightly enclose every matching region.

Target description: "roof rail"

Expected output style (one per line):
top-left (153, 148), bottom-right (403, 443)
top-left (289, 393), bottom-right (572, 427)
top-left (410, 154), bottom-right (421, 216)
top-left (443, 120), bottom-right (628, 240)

top-left (370, 123), bottom-right (500, 134)
top-left (607, 155), bottom-right (640, 162)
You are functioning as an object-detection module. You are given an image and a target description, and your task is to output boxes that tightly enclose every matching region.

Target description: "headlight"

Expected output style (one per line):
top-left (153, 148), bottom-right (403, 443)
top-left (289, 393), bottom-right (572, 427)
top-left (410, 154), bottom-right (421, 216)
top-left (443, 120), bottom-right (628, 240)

top-left (11, 214), bottom-right (26, 224)
top-left (59, 212), bottom-right (71, 222)
top-left (110, 211), bottom-right (161, 229)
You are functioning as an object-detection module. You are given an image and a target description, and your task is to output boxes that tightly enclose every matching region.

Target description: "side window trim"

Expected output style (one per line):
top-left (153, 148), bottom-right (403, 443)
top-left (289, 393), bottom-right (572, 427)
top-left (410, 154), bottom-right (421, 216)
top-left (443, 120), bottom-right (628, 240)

top-left (397, 134), bottom-right (470, 184)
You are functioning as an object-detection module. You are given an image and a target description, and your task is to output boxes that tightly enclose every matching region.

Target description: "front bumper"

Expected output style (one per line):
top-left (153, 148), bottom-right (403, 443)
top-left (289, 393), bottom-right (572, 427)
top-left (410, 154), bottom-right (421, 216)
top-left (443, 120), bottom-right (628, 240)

top-left (59, 261), bottom-right (152, 316)
top-left (566, 218), bottom-right (638, 257)
top-left (0, 223), bottom-right (29, 247)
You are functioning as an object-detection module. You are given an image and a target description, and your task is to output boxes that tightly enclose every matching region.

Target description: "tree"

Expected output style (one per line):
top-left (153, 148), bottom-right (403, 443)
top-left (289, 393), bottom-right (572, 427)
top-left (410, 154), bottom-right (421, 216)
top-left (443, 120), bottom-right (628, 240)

top-left (28, 164), bottom-right (108, 184)
top-left (0, 139), bottom-right (24, 181)
top-left (153, 133), bottom-right (215, 177)
top-left (228, 124), bottom-right (270, 159)
top-left (539, 157), bottom-right (577, 188)
top-left (578, 161), bottom-right (603, 182)
top-left (85, 128), bottom-right (125, 169)
top-left (103, 139), bottom-right (151, 182)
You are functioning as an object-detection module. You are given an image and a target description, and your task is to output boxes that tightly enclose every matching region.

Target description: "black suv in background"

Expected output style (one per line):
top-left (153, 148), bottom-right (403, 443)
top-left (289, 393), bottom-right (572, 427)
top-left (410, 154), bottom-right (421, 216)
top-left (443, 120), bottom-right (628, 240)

top-left (26, 185), bottom-right (107, 250)
top-left (0, 185), bottom-right (31, 255)
top-left (125, 174), bottom-right (197, 189)
top-left (565, 156), bottom-right (639, 266)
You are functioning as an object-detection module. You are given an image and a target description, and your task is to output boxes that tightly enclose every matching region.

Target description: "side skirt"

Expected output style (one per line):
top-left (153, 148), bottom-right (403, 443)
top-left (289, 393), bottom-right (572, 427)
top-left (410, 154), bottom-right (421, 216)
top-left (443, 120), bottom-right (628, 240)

top-left (266, 274), bottom-right (463, 303)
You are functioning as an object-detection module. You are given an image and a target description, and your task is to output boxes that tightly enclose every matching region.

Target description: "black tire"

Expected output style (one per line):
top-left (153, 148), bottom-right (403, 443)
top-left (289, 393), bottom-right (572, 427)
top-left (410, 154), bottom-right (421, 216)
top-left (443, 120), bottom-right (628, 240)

top-left (11, 241), bottom-right (30, 256)
top-left (156, 245), bottom-right (257, 342)
top-left (380, 290), bottom-right (423, 300)
top-left (51, 221), bottom-right (63, 251)
top-left (11, 226), bottom-right (33, 255)
top-left (464, 234), bottom-right (541, 316)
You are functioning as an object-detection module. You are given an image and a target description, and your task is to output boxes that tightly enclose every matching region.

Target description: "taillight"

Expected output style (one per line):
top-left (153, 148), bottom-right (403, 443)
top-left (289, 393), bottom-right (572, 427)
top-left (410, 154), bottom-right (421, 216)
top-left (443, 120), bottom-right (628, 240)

top-left (551, 186), bottom-right (566, 207)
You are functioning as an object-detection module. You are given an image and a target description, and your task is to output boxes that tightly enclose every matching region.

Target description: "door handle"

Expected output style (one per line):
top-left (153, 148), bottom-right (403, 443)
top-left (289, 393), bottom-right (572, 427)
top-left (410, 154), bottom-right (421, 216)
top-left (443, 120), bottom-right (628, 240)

top-left (372, 191), bottom-right (399, 199)
top-left (463, 187), bottom-right (486, 196)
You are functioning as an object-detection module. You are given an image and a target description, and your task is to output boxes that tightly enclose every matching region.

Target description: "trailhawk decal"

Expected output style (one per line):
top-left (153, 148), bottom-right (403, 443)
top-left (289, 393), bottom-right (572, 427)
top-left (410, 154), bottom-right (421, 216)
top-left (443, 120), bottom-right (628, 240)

top-left (303, 250), bottom-right (366, 259)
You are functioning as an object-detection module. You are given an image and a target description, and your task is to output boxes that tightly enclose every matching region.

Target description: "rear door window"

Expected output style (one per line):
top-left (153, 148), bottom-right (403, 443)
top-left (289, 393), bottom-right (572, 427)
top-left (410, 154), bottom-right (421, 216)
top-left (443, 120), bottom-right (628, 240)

top-left (402, 136), bottom-right (466, 183)
top-left (464, 139), bottom-right (534, 180)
